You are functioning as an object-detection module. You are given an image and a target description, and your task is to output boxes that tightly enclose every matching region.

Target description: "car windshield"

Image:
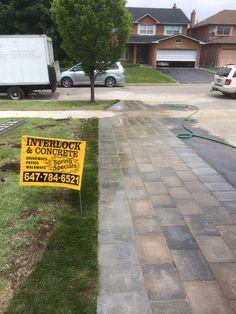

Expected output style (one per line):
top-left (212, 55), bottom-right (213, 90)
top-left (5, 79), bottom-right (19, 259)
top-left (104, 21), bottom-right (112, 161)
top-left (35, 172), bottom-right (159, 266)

top-left (217, 67), bottom-right (231, 77)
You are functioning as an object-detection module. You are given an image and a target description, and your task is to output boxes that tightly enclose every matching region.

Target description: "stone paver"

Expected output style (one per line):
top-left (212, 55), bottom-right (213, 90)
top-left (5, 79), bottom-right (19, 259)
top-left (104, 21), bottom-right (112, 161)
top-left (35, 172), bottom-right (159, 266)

top-left (184, 214), bottom-right (220, 236)
top-left (162, 226), bottom-right (199, 250)
top-left (143, 264), bottom-right (186, 301)
top-left (210, 263), bottom-right (236, 299)
top-left (196, 236), bottom-right (235, 263)
top-left (137, 236), bottom-right (173, 264)
top-left (184, 281), bottom-right (233, 314)
top-left (150, 301), bottom-right (191, 314)
top-left (98, 107), bottom-right (236, 313)
top-left (217, 225), bottom-right (236, 248)
top-left (171, 249), bottom-right (214, 281)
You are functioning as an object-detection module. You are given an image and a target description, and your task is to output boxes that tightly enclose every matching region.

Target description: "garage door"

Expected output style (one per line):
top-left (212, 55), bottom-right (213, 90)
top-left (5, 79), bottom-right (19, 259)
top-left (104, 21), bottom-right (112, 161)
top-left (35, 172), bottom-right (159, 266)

top-left (219, 49), bottom-right (236, 67)
top-left (156, 49), bottom-right (197, 62)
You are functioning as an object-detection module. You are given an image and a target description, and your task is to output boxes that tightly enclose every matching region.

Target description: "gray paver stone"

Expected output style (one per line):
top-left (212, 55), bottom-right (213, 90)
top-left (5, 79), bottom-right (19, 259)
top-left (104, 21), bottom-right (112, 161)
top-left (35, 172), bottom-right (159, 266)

top-left (210, 263), bottom-right (236, 299)
top-left (151, 301), bottom-right (192, 314)
top-left (185, 214), bottom-right (220, 236)
top-left (184, 281), bottom-right (234, 314)
top-left (143, 264), bottom-right (186, 301)
top-left (97, 293), bottom-right (152, 314)
top-left (196, 236), bottom-right (235, 263)
top-left (217, 225), bottom-right (236, 248)
top-left (171, 249), bottom-right (214, 281)
top-left (162, 226), bottom-right (199, 250)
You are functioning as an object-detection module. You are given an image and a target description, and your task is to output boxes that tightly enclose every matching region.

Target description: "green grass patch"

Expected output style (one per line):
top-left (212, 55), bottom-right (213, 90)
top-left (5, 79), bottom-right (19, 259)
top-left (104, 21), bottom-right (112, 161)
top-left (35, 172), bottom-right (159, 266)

top-left (124, 64), bottom-right (176, 84)
top-left (204, 67), bottom-right (220, 73)
top-left (0, 100), bottom-right (114, 111)
top-left (0, 118), bottom-right (98, 313)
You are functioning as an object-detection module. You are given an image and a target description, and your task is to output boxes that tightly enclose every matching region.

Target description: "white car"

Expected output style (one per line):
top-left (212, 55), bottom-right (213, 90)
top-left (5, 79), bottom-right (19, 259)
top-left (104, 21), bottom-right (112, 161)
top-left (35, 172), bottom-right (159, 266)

top-left (60, 62), bottom-right (125, 88)
top-left (212, 64), bottom-right (236, 98)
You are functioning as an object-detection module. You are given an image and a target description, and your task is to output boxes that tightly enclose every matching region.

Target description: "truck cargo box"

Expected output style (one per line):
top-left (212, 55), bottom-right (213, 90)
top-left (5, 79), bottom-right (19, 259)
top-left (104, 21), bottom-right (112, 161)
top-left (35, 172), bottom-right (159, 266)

top-left (0, 35), bottom-right (60, 99)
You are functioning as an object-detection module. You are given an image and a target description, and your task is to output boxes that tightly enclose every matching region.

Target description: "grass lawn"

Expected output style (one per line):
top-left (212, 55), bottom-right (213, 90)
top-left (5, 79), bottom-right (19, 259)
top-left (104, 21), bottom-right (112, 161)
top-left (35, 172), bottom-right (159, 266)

top-left (0, 118), bottom-right (98, 313)
top-left (0, 100), bottom-right (114, 111)
top-left (204, 67), bottom-right (220, 73)
top-left (124, 64), bottom-right (176, 84)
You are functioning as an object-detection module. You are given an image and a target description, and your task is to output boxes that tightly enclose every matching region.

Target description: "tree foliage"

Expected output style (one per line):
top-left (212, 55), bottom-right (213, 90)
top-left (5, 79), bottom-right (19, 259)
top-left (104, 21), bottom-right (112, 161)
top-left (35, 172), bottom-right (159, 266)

top-left (51, 0), bottom-right (131, 101)
top-left (0, 0), bottom-right (64, 60)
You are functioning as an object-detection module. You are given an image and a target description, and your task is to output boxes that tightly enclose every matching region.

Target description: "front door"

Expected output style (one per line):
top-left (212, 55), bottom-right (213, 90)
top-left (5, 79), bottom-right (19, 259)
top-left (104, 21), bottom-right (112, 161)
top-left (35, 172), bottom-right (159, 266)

top-left (137, 45), bottom-right (149, 64)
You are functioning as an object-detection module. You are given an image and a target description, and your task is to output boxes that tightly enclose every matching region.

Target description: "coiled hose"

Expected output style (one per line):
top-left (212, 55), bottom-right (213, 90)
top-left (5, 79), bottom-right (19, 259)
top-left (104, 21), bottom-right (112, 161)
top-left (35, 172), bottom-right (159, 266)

top-left (172, 104), bottom-right (236, 149)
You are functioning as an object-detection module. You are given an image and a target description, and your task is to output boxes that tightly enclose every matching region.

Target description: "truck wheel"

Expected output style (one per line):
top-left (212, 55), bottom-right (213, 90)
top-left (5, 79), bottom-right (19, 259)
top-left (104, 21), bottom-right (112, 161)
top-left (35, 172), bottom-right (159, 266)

top-left (105, 76), bottom-right (116, 87)
top-left (61, 77), bottom-right (73, 88)
top-left (7, 87), bottom-right (24, 100)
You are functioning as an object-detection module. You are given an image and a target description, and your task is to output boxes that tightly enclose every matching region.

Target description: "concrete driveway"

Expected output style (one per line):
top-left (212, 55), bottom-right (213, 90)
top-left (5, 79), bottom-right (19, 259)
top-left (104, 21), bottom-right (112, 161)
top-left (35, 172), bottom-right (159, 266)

top-left (158, 68), bottom-right (214, 84)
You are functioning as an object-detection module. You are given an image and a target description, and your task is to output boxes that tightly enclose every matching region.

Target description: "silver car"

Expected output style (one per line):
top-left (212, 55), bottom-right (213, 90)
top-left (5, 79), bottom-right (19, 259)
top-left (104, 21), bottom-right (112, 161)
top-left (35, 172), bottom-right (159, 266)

top-left (60, 62), bottom-right (125, 88)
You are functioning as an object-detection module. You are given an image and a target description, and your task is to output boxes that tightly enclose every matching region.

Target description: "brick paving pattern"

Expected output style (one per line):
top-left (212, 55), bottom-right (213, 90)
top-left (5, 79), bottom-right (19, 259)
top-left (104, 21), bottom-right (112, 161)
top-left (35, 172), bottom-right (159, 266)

top-left (97, 103), bottom-right (236, 314)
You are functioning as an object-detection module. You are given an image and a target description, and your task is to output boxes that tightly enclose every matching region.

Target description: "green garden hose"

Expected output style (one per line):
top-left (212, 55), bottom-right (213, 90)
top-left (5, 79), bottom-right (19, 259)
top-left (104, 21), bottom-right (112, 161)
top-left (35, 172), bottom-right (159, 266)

top-left (171, 104), bottom-right (236, 149)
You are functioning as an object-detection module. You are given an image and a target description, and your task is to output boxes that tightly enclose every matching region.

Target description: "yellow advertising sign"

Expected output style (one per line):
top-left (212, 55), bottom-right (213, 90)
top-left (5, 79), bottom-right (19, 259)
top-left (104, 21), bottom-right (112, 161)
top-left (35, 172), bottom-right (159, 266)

top-left (20, 136), bottom-right (86, 190)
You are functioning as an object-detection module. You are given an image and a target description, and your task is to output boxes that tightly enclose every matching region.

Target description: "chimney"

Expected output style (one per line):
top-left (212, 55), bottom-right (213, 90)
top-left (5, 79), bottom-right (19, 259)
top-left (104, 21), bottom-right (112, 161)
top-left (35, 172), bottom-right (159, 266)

top-left (191, 9), bottom-right (196, 27)
top-left (173, 3), bottom-right (177, 9)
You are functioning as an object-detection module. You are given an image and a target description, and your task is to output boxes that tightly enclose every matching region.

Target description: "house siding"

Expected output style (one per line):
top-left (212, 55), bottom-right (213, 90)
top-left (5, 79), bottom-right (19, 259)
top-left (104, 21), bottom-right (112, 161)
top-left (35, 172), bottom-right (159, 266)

top-left (190, 25), bottom-right (210, 42)
top-left (191, 25), bottom-right (236, 42)
top-left (200, 45), bottom-right (219, 66)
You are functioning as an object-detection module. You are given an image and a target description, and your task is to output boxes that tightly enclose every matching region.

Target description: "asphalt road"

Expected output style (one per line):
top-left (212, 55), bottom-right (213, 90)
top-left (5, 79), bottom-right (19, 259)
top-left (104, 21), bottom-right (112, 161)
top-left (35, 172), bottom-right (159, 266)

top-left (158, 67), bottom-right (214, 84)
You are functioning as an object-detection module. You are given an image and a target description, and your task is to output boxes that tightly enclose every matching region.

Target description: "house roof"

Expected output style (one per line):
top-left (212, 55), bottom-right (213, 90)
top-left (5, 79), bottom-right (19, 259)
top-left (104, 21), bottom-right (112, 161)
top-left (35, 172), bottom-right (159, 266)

top-left (127, 34), bottom-right (204, 45)
top-left (192, 10), bottom-right (236, 28)
top-left (154, 34), bottom-right (205, 44)
top-left (128, 35), bottom-right (167, 44)
top-left (127, 7), bottom-right (190, 24)
top-left (206, 36), bottom-right (236, 45)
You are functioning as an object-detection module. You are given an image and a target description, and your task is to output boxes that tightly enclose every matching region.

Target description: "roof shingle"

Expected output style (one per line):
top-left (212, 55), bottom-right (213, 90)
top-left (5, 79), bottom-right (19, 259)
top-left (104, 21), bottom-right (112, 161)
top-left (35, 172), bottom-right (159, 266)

top-left (128, 35), bottom-right (167, 44)
top-left (206, 36), bottom-right (236, 44)
top-left (192, 10), bottom-right (236, 28)
top-left (127, 7), bottom-right (190, 24)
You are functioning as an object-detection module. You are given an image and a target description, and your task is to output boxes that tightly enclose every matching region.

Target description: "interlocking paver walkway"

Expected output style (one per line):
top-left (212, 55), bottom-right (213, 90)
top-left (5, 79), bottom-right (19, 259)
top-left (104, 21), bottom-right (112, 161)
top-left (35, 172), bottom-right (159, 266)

top-left (97, 102), bottom-right (236, 314)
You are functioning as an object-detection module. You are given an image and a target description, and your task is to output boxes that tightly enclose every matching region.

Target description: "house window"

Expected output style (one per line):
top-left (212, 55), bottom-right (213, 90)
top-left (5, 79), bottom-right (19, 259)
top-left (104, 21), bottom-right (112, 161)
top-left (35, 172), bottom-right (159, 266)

top-left (217, 25), bottom-right (230, 36)
top-left (138, 25), bottom-right (155, 35)
top-left (120, 47), bottom-right (129, 60)
top-left (165, 25), bottom-right (182, 36)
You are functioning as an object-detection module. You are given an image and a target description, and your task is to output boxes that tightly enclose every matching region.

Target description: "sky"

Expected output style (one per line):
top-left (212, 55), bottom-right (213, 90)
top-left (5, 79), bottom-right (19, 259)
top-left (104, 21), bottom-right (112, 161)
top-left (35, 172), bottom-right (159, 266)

top-left (126, 0), bottom-right (236, 23)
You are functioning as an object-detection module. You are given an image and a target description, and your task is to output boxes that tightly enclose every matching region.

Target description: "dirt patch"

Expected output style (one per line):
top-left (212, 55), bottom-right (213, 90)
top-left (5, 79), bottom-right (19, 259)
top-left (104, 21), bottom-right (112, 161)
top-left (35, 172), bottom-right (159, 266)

top-left (11, 144), bottom-right (21, 149)
top-left (55, 118), bottom-right (71, 122)
top-left (0, 285), bottom-right (13, 314)
top-left (35, 124), bottom-right (56, 130)
top-left (0, 143), bottom-right (20, 148)
top-left (11, 220), bottom-right (54, 290)
top-left (0, 162), bottom-right (20, 174)
top-left (20, 207), bottom-right (37, 219)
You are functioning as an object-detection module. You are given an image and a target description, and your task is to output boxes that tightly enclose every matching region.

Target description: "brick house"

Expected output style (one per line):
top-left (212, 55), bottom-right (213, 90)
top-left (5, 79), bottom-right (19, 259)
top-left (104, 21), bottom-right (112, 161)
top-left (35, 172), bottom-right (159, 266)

top-left (189, 10), bottom-right (236, 66)
top-left (122, 5), bottom-right (204, 67)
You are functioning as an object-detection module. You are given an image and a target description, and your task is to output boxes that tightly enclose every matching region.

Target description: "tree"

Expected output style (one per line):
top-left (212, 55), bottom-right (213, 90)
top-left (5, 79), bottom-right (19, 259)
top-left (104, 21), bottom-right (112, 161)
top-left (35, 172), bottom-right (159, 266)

top-left (0, 0), bottom-right (65, 61)
top-left (51, 0), bottom-right (131, 102)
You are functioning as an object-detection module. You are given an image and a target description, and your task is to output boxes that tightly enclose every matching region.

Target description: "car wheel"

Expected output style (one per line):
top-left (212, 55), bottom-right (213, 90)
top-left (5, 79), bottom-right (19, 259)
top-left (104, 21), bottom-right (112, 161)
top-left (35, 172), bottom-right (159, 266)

top-left (105, 76), bottom-right (116, 87)
top-left (7, 87), bottom-right (24, 100)
top-left (61, 77), bottom-right (73, 88)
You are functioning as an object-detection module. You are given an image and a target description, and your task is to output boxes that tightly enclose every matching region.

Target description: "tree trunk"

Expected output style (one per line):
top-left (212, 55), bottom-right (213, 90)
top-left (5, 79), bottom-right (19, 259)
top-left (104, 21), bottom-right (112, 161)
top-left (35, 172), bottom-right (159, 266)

top-left (90, 73), bottom-right (95, 102)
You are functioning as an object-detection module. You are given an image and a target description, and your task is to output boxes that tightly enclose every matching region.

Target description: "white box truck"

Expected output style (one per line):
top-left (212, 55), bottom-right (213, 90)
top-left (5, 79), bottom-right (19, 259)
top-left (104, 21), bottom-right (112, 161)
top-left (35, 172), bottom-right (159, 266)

top-left (0, 35), bottom-right (60, 100)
